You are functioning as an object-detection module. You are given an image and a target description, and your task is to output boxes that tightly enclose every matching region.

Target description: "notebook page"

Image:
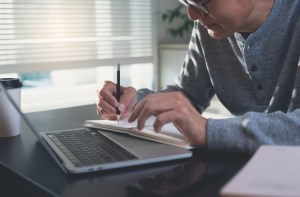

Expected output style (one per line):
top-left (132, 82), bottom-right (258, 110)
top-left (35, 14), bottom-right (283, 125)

top-left (85, 117), bottom-right (154, 129)
top-left (84, 117), bottom-right (190, 148)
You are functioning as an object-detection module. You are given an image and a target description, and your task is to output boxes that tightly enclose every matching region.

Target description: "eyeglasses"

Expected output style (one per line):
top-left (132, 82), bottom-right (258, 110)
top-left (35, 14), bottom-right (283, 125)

top-left (179, 0), bottom-right (209, 14)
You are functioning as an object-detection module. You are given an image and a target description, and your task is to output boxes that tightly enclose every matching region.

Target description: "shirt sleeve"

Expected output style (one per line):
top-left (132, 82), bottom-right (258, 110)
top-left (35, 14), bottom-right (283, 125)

top-left (207, 59), bottom-right (300, 154)
top-left (207, 108), bottom-right (300, 154)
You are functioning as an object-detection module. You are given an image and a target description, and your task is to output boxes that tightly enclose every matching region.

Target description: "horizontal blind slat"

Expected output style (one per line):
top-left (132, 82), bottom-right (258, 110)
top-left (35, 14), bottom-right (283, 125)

top-left (0, 56), bottom-right (153, 73)
top-left (0, 0), bottom-right (154, 73)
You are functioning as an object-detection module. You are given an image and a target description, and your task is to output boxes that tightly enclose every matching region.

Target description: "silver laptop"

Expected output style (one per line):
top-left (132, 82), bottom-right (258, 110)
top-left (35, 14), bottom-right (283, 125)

top-left (0, 82), bottom-right (192, 174)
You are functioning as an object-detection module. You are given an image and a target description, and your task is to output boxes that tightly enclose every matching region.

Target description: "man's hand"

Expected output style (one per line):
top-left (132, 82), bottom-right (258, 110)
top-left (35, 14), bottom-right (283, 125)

top-left (128, 92), bottom-right (208, 147)
top-left (97, 81), bottom-right (137, 120)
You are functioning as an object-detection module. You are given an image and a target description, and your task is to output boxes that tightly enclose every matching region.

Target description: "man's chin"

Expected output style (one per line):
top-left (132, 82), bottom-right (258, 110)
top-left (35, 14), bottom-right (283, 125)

top-left (207, 30), bottom-right (228, 40)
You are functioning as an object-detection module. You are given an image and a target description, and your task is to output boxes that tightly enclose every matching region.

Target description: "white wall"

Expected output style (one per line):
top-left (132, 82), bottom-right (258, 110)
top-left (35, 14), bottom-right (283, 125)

top-left (155, 0), bottom-right (191, 44)
top-left (154, 0), bottom-right (190, 88)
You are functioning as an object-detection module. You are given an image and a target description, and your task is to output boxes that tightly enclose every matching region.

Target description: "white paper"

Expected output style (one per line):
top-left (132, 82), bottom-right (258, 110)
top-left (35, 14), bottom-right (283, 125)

top-left (220, 145), bottom-right (300, 197)
top-left (84, 116), bottom-right (191, 149)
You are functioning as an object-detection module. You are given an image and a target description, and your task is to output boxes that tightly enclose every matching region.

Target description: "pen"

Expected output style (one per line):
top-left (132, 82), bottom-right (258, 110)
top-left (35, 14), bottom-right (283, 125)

top-left (116, 63), bottom-right (120, 123)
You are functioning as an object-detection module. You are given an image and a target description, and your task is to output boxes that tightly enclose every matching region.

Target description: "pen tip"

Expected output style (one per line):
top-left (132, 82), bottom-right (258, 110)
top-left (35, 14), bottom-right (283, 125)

top-left (117, 115), bottom-right (120, 123)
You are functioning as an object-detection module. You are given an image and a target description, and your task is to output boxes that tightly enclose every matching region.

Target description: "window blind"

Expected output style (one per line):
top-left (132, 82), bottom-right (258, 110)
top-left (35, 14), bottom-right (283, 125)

top-left (0, 0), bottom-right (154, 73)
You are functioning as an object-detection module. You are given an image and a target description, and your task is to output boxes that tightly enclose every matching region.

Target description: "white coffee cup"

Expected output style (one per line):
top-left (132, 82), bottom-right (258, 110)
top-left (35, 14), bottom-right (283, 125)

top-left (0, 78), bottom-right (23, 137)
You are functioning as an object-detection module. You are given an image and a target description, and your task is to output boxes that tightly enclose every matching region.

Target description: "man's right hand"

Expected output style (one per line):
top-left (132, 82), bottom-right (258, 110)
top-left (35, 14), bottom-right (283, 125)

top-left (96, 80), bottom-right (137, 120)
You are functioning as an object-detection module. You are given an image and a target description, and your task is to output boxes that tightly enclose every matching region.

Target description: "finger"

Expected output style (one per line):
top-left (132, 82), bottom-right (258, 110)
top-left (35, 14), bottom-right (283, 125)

top-left (128, 99), bottom-right (144, 123)
top-left (128, 94), bottom-right (161, 123)
top-left (98, 97), bottom-right (117, 115)
top-left (118, 86), bottom-right (137, 112)
top-left (128, 93), bottom-right (179, 123)
top-left (136, 106), bottom-right (153, 130)
top-left (98, 81), bottom-right (115, 97)
top-left (97, 106), bottom-right (118, 120)
top-left (133, 98), bottom-right (158, 130)
top-left (153, 111), bottom-right (199, 145)
top-left (99, 108), bottom-right (114, 117)
top-left (98, 81), bottom-right (118, 108)
top-left (104, 115), bottom-right (118, 120)
top-left (152, 110), bottom-right (174, 132)
top-left (96, 105), bottom-right (109, 117)
top-left (120, 111), bottom-right (132, 120)
top-left (96, 107), bottom-right (101, 117)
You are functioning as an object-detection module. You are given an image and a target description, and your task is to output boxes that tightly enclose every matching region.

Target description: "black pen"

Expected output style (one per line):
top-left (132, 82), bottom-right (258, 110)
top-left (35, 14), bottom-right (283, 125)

top-left (116, 63), bottom-right (120, 123)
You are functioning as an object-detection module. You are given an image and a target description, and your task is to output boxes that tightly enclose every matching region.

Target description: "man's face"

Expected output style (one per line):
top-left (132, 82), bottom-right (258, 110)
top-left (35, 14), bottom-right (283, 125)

top-left (187, 0), bottom-right (254, 39)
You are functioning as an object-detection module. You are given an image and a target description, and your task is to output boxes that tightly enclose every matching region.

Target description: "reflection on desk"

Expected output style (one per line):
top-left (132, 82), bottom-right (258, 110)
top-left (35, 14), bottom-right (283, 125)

top-left (127, 160), bottom-right (228, 197)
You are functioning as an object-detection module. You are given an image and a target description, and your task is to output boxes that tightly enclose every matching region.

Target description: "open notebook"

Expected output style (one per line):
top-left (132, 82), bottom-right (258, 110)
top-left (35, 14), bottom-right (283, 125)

top-left (84, 117), bottom-right (192, 149)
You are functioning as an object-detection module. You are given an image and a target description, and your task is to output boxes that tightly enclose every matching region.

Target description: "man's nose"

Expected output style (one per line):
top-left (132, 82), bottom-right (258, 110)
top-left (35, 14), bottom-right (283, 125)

top-left (187, 5), bottom-right (206, 21)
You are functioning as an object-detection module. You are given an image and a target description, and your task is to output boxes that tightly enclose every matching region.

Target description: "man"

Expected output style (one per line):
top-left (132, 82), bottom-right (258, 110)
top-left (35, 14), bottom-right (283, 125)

top-left (97, 0), bottom-right (300, 153)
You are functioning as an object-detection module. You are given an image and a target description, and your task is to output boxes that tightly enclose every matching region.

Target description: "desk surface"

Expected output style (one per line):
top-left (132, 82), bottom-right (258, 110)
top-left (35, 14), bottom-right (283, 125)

top-left (0, 105), bottom-right (251, 197)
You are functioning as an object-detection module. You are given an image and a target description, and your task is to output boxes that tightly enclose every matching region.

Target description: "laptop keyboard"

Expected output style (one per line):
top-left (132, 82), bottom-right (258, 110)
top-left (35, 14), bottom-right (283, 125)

top-left (47, 128), bottom-right (138, 167)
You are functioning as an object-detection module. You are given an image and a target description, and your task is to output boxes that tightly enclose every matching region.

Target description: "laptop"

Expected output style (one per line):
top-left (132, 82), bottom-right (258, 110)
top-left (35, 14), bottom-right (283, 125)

top-left (0, 82), bottom-right (192, 174)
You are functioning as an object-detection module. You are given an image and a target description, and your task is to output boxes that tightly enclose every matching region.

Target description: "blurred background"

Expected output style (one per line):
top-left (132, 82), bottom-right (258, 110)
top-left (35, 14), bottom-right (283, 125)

top-left (0, 0), bottom-right (230, 118)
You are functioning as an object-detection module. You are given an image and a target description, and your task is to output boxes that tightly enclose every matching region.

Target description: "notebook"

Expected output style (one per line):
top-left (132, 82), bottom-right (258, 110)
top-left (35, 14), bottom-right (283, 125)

top-left (220, 145), bottom-right (300, 197)
top-left (0, 82), bottom-right (192, 174)
top-left (85, 118), bottom-right (192, 149)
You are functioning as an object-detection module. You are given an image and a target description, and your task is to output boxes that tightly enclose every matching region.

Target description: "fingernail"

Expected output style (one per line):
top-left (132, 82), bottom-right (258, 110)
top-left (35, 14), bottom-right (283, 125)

top-left (118, 103), bottom-right (126, 112)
